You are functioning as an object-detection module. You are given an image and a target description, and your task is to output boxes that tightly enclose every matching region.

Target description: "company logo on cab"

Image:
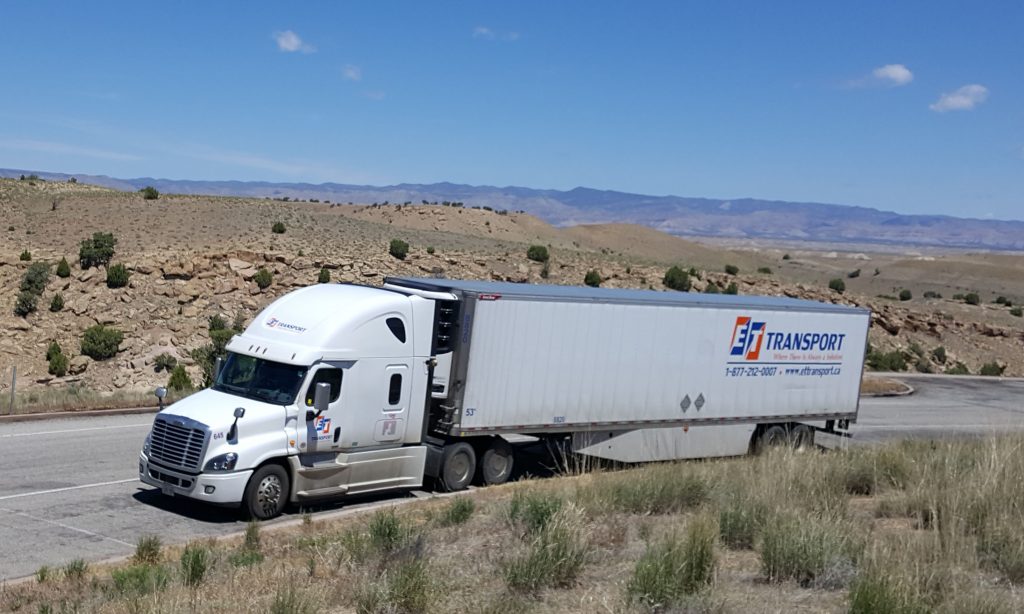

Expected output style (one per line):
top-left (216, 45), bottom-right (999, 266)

top-left (729, 316), bottom-right (766, 360)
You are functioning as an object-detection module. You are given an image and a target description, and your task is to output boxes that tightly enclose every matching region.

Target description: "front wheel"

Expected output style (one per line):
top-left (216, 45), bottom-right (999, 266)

top-left (243, 464), bottom-right (289, 519)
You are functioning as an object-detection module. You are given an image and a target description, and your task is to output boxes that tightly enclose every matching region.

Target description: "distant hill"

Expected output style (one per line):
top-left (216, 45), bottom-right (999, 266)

top-left (3, 168), bottom-right (1022, 250)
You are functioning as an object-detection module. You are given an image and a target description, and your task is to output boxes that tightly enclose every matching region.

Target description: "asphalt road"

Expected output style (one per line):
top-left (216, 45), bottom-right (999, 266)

top-left (1, 374), bottom-right (1022, 581)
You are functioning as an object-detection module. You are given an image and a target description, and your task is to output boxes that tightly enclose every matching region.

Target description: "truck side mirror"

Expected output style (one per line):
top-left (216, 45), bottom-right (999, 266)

top-left (313, 382), bottom-right (331, 415)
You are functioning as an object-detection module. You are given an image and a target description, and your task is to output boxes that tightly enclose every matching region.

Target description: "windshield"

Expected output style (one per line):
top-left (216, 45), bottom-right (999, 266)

top-left (213, 352), bottom-right (308, 405)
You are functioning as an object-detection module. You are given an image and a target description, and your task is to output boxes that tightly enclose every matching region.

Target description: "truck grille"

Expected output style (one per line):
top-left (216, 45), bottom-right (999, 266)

top-left (149, 416), bottom-right (208, 472)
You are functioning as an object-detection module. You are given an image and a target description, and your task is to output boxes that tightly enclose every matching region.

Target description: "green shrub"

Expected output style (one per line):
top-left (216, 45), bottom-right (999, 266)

top-left (757, 266), bottom-right (773, 274)
top-left (105, 263), bottom-right (130, 288)
top-left (133, 535), bottom-right (162, 565)
top-left (317, 267), bottom-right (330, 283)
top-left (995, 296), bottom-right (1008, 305)
top-left (368, 509), bottom-right (409, 553)
top-left (719, 495), bottom-right (766, 549)
top-left (63, 558), bottom-right (87, 581)
top-left (389, 239), bottom-right (410, 260)
top-left (79, 231), bottom-right (116, 269)
top-left (724, 264), bottom-right (739, 275)
top-left (1011, 306), bottom-right (1022, 317)
top-left (49, 293), bottom-right (64, 312)
top-left (438, 497), bottom-right (475, 527)
top-left (228, 548), bottom-right (264, 568)
top-left (426, 246), bottom-right (435, 255)
top-left (579, 467), bottom-right (709, 516)
top-left (211, 328), bottom-right (234, 352)
top-left (80, 325), bottom-right (123, 359)
top-left (139, 186), bottom-right (159, 200)
top-left (829, 278), bottom-right (846, 293)
top-left (502, 504), bottom-right (589, 593)
top-left (46, 340), bottom-right (62, 361)
top-left (965, 293), bottom-right (980, 305)
top-left (583, 270), bottom-right (601, 287)
top-left (705, 283), bottom-right (720, 294)
top-left (507, 489), bottom-right (564, 535)
top-left (208, 314), bottom-right (227, 331)
top-left (627, 515), bottom-right (717, 608)
top-left (180, 544), bottom-right (209, 588)
top-left (253, 267), bottom-right (273, 289)
top-left (760, 513), bottom-right (858, 588)
top-left (112, 564), bottom-right (169, 596)
top-left (355, 557), bottom-right (434, 614)
top-left (923, 290), bottom-right (942, 299)
top-left (153, 353), bottom-right (177, 373)
top-left (271, 221), bottom-right (286, 234)
top-left (979, 362), bottom-right (1005, 377)
top-left (931, 346), bottom-right (947, 364)
top-left (48, 352), bottom-right (68, 377)
top-left (168, 365), bottom-right (194, 391)
top-left (899, 289), bottom-right (912, 301)
top-left (663, 265), bottom-right (691, 291)
top-left (35, 565), bottom-right (50, 583)
top-left (867, 349), bottom-right (907, 372)
top-left (269, 586), bottom-right (314, 614)
top-left (848, 269), bottom-right (861, 279)
top-left (526, 245), bottom-right (549, 263)
top-left (848, 563), bottom-right (929, 614)
top-left (21, 262), bottom-right (50, 295)
top-left (19, 249), bottom-right (31, 261)
top-left (14, 291), bottom-right (37, 316)
top-left (724, 282), bottom-right (739, 295)
top-left (782, 253), bottom-right (791, 260)
top-left (945, 362), bottom-right (970, 375)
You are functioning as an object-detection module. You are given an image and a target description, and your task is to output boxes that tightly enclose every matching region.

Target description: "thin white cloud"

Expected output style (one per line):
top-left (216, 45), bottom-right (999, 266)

top-left (930, 84), bottom-right (989, 112)
top-left (0, 138), bottom-right (142, 161)
top-left (361, 90), bottom-right (386, 101)
top-left (845, 63), bottom-right (914, 88)
top-left (273, 30), bottom-right (315, 53)
top-left (342, 64), bottom-right (362, 81)
top-left (872, 64), bottom-right (914, 86)
top-left (473, 26), bottom-right (520, 42)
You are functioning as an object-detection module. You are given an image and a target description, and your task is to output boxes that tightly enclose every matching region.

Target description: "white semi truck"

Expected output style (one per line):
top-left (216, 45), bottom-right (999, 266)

top-left (139, 277), bottom-right (870, 518)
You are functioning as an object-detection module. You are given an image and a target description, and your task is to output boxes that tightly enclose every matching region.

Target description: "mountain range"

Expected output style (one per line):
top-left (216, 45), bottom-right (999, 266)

top-left (3, 168), bottom-right (1022, 251)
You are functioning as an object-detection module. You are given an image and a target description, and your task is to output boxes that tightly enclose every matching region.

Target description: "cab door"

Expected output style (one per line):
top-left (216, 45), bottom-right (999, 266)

top-left (300, 366), bottom-right (344, 453)
top-left (375, 364), bottom-right (411, 444)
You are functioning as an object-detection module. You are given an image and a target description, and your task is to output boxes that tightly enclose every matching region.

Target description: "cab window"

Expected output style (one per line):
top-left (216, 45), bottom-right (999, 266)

top-left (304, 369), bottom-right (343, 406)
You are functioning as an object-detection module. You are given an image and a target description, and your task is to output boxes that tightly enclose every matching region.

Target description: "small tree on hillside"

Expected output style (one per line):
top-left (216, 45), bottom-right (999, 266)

top-left (56, 257), bottom-right (71, 278)
top-left (272, 222), bottom-right (286, 234)
top-left (318, 267), bottom-right (330, 283)
top-left (79, 232), bottom-right (117, 269)
top-left (584, 270), bottom-right (602, 287)
top-left (139, 186), bottom-right (159, 200)
top-left (829, 278), bottom-right (846, 294)
top-left (663, 266), bottom-right (691, 292)
top-left (106, 263), bottom-right (130, 288)
top-left (253, 268), bottom-right (273, 289)
top-left (526, 245), bottom-right (549, 263)
top-left (389, 239), bottom-right (409, 260)
top-left (80, 325), bottom-right (123, 359)
top-left (724, 264), bottom-right (739, 275)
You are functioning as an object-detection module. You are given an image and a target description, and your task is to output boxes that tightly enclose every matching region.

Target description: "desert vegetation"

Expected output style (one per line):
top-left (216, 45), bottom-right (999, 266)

top-left (4, 436), bottom-right (1024, 612)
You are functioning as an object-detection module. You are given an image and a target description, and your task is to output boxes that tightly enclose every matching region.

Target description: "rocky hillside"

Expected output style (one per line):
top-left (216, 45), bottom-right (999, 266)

top-left (0, 178), bottom-right (1021, 403)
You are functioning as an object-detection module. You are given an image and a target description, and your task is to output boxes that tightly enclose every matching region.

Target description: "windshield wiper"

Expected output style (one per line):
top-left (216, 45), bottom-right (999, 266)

top-left (214, 382), bottom-right (247, 395)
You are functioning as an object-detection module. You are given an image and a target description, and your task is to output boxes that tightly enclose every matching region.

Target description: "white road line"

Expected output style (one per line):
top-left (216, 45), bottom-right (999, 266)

top-left (0, 478), bottom-right (138, 501)
top-left (0, 507), bottom-right (134, 547)
top-left (0, 423), bottom-right (150, 438)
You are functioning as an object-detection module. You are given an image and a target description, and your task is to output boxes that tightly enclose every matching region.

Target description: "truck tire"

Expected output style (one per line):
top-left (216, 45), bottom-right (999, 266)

top-left (756, 424), bottom-right (788, 454)
top-left (477, 438), bottom-right (514, 486)
top-left (441, 442), bottom-right (476, 492)
top-left (791, 424), bottom-right (815, 451)
top-left (243, 464), bottom-right (289, 520)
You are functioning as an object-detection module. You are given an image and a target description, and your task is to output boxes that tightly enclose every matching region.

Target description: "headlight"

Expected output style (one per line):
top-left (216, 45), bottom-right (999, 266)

top-left (204, 452), bottom-right (239, 472)
top-left (142, 434), bottom-right (151, 455)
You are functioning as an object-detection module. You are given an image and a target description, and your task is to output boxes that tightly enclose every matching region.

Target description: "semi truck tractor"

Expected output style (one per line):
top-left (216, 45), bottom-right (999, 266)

top-left (139, 277), bottom-right (870, 519)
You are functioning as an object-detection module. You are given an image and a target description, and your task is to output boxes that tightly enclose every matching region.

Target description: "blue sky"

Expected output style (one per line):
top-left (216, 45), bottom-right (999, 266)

top-left (1, 2), bottom-right (1021, 219)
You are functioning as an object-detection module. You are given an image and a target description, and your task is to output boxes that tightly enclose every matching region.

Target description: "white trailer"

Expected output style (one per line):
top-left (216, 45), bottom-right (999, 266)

top-left (139, 278), bottom-right (869, 518)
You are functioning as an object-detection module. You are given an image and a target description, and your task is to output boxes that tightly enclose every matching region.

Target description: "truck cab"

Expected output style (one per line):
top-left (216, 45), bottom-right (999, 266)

top-left (139, 283), bottom-right (441, 518)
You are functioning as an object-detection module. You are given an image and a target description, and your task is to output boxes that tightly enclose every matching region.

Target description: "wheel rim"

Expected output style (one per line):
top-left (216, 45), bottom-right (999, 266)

top-left (447, 451), bottom-right (471, 486)
top-left (256, 474), bottom-right (282, 516)
top-left (486, 450), bottom-right (511, 480)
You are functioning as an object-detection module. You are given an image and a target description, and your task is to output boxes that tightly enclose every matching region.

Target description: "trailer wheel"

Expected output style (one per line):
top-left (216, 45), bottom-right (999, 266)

top-left (791, 424), bottom-right (815, 451)
top-left (441, 442), bottom-right (476, 492)
top-left (757, 425), bottom-right (789, 454)
top-left (243, 464), bottom-right (289, 520)
top-left (477, 438), bottom-right (514, 486)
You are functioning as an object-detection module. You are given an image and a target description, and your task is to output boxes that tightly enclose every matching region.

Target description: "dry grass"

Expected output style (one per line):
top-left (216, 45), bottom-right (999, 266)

top-left (5, 435), bottom-right (1024, 612)
top-left (860, 377), bottom-right (911, 396)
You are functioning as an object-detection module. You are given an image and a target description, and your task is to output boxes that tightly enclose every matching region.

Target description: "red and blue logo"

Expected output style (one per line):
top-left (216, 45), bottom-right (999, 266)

top-left (729, 316), bottom-right (766, 361)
